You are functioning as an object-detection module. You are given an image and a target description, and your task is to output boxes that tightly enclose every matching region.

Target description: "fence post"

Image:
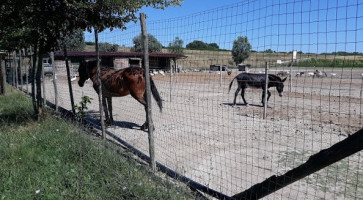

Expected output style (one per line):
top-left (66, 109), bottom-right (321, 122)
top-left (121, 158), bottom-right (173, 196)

top-left (220, 65), bottom-right (222, 87)
top-left (140, 13), bottom-right (156, 171)
top-left (24, 49), bottom-right (29, 94)
top-left (19, 50), bottom-right (23, 92)
top-left (42, 57), bottom-right (46, 105)
top-left (50, 52), bottom-right (58, 112)
top-left (94, 28), bottom-right (106, 139)
top-left (0, 54), bottom-right (5, 94)
top-left (63, 47), bottom-right (76, 115)
top-left (170, 59), bottom-right (174, 102)
top-left (232, 128), bottom-right (363, 200)
top-left (13, 51), bottom-right (18, 88)
top-left (263, 62), bottom-right (268, 119)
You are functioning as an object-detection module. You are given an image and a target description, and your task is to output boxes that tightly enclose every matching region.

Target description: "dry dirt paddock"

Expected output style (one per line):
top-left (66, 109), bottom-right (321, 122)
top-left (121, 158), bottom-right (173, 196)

top-left (42, 69), bottom-right (362, 199)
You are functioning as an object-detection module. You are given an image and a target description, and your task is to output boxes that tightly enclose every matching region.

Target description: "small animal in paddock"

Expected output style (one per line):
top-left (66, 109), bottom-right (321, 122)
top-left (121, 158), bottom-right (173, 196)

top-left (78, 60), bottom-right (163, 131)
top-left (295, 72), bottom-right (305, 77)
top-left (228, 73), bottom-right (287, 107)
top-left (313, 70), bottom-right (327, 78)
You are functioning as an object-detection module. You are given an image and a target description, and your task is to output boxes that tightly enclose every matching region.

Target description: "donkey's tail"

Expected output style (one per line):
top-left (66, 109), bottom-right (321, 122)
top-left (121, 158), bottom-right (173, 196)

top-left (150, 78), bottom-right (163, 112)
top-left (228, 76), bottom-right (237, 93)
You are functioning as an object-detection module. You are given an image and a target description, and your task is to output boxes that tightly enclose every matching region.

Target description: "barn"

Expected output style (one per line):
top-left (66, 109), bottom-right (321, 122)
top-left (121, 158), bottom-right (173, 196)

top-left (53, 51), bottom-right (186, 71)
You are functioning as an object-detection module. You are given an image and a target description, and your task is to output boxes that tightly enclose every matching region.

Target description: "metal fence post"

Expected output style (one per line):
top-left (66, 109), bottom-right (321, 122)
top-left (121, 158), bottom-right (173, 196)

top-left (140, 13), bottom-right (156, 171)
top-left (263, 62), bottom-right (269, 119)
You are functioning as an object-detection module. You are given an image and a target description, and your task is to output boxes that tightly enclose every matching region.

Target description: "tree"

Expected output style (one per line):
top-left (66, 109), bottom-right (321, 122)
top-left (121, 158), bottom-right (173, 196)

top-left (208, 43), bottom-right (219, 50)
top-left (0, 0), bottom-right (182, 119)
top-left (168, 37), bottom-right (184, 54)
top-left (131, 34), bottom-right (162, 53)
top-left (186, 40), bottom-right (219, 50)
top-left (99, 42), bottom-right (120, 52)
top-left (231, 36), bottom-right (251, 65)
top-left (59, 29), bottom-right (86, 51)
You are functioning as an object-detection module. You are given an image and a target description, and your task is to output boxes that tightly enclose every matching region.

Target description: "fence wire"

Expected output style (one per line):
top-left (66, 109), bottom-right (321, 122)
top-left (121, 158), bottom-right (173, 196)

top-left (34, 0), bottom-right (363, 199)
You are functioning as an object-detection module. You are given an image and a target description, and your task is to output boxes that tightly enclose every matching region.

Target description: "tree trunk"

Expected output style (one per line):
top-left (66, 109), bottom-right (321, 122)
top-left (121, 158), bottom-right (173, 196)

top-left (0, 55), bottom-right (5, 95)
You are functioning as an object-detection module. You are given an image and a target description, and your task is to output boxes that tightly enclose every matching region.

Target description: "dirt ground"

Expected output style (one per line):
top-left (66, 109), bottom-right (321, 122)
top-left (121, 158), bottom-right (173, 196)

top-left (36, 68), bottom-right (362, 199)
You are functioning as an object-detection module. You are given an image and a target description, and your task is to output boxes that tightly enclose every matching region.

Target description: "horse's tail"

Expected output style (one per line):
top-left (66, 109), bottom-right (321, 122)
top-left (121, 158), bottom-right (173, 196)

top-left (150, 78), bottom-right (163, 112)
top-left (228, 76), bottom-right (237, 93)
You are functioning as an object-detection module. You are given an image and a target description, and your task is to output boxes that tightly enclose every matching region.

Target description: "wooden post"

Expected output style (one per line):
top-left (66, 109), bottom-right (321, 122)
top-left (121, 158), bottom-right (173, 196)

top-left (263, 62), bottom-right (268, 119)
top-left (19, 50), bottom-right (23, 92)
top-left (24, 49), bottom-right (29, 94)
top-left (94, 29), bottom-right (106, 139)
top-left (42, 57), bottom-right (46, 105)
top-left (0, 54), bottom-right (5, 94)
top-left (220, 65), bottom-right (222, 87)
top-left (13, 51), bottom-right (17, 88)
top-left (170, 58), bottom-right (174, 102)
top-left (232, 128), bottom-right (363, 200)
top-left (140, 13), bottom-right (156, 171)
top-left (63, 46), bottom-right (75, 114)
top-left (50, 52), bottom-right (58, 112)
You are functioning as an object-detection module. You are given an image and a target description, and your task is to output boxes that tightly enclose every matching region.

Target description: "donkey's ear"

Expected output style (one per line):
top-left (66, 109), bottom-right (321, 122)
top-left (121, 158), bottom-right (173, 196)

top-left (282, 77), bottom-right (287, 82)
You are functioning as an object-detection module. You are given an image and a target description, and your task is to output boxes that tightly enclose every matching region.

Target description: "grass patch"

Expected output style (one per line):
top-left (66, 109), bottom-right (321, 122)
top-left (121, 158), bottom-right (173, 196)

top-left (0, 87), bottom-right (195, 199)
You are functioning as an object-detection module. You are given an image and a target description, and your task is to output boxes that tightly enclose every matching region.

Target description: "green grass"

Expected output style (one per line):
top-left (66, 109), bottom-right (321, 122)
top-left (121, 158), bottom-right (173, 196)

top-left (296, 58), bottom-right (363, 68)
top-left (0, 86), bottom-right (195, 200)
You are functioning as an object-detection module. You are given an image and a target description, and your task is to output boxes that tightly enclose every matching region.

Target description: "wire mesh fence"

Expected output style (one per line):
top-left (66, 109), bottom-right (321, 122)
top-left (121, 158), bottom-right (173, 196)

top-left (5, 0), bottom-right (362, 199)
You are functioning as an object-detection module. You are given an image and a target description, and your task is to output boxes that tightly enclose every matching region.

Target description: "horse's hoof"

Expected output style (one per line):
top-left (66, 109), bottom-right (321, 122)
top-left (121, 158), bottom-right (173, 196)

top-left (140, 123), bottom-right (155, 131)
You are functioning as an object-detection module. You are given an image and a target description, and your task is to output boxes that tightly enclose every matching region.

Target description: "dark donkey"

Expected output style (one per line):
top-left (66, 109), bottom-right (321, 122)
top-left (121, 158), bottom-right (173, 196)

top-left (228, 73), bottom-right (287, 106)
top-left (78, 60), bottom-right (162, 130)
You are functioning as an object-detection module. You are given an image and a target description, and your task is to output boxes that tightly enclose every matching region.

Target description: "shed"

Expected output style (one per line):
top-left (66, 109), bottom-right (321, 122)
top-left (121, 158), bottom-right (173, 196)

top-left (210, 64), bottom-right (227, 71)
top-left (54, 51), bottom-right (186, 71)
top-left (238, 63), bottom-right (250, 72)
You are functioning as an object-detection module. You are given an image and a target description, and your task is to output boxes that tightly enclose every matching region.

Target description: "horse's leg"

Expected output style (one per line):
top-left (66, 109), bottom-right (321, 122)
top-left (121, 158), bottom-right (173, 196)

top-left (102, 97), bottom-right (110, 126)
top-left (139, 96), bottom-right (155, 131)
top-left (107, 97), bottom-right (113, 125)
top-left (261, 89), bottom-right (265, 105)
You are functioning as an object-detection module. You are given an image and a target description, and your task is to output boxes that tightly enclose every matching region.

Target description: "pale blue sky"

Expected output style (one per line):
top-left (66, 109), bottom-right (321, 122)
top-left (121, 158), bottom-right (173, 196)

top-left (85, 0), bottom-right (363, 53)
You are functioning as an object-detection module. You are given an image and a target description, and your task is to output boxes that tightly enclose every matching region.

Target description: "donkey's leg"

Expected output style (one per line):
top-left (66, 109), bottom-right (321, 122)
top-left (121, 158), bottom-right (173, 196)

top-left (241, 87), bottom-right (248, 105)
top-left (262, 90), bottom-right (271, 107)
top-left (233, 87), bottom-right (241, 106)
top-left (107, 97), bottom-right (113, 125)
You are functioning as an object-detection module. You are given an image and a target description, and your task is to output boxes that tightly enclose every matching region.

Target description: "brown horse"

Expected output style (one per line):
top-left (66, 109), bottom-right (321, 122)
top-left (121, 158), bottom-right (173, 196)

top-left (78, 60), bottom-right (162, 130)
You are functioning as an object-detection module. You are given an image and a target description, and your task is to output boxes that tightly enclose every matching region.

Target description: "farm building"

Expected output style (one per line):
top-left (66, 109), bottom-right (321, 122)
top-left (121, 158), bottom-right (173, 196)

top-left (53, 51), bottom-right (186, 71)
top-left (210, 64), bottom-right (228, 71)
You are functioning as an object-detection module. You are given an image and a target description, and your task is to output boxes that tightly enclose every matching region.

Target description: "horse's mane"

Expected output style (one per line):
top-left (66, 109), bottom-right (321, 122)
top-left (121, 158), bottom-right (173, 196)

top-left (268, 74), bottom-right (282, 82)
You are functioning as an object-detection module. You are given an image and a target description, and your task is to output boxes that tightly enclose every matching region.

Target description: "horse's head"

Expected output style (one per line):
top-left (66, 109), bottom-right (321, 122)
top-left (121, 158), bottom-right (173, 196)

top-left (276, 77), bottom-right (287, 97)
top-left (78, 60), bottom-right (90, 87)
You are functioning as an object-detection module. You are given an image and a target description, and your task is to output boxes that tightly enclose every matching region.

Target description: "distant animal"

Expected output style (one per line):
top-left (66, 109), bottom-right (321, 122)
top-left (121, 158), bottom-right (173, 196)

top-left (313, 70), bottom-right (327, 78)
top-left (330, 73), bottom-right (337, 78)
top-left (228, 73), bottom-right (287, 107)
top-left (78, 60), bottom-right (163, 130)
top-left (307, 72), bottom-right (315, 77)
top-left (277, 71), bottom-right (289, 77)
top-left (295, 72), bottom-right (305, 77)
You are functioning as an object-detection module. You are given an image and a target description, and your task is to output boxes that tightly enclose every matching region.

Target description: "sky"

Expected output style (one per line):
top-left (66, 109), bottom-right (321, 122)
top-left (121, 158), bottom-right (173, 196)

top-left (85, 0), bottom-right (363, 53)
